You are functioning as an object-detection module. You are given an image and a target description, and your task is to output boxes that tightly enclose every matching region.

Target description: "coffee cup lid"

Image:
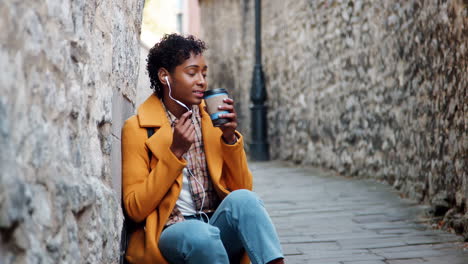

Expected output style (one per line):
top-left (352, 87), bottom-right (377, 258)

top-left (204, 88), bottom-right (228, 97)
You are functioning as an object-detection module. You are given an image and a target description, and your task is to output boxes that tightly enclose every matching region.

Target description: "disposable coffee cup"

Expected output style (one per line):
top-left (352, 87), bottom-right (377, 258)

top-left (203, 88), bottom-right (230, 127)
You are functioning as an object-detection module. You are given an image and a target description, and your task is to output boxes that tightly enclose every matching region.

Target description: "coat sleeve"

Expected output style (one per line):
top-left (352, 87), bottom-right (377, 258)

top-left (121, 117), bottom-right (186, 223)
top-left (219, 131), bottom-right (253, 191)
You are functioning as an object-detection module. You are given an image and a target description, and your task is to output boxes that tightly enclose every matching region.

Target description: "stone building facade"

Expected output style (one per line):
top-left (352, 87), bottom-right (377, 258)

top-left (0, 0), bottom-right (143, 263)
top-left (199, 0), bottom-right (467, 237)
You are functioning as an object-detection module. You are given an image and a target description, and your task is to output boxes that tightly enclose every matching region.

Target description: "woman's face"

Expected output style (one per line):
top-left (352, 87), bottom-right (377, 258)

top-left (169, 53), bottom-right (208, 106)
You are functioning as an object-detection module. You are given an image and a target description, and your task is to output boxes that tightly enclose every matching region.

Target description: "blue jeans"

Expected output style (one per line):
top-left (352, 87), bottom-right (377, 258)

top-left (159, 189), bottom-right (284, 264)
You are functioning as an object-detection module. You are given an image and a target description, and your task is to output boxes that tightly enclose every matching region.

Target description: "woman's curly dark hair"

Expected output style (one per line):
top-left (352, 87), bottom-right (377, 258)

top-left (147, 34), bottom-right (207, 98)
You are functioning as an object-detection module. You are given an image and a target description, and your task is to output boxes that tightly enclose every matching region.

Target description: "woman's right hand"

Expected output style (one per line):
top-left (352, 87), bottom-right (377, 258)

top-left (170, 111), bottom-right (195, 159)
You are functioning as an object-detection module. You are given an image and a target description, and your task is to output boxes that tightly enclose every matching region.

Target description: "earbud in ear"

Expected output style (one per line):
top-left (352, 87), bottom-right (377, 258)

top-left (164, 76), bottom-right (169, 85)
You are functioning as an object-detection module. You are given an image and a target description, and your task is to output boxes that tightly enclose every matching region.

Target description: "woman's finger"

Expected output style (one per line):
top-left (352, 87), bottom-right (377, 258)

top-left (176, 113), bottom-right (192, 131)
top-left (188, 127), bottom-right (196, 141)
top-left (218, 104), bottom-right (234, 112)
top-left (179, 111), bottom-right (193, 125)
top-left (223, 98), bottom-right (234, 104)
top-left (219, 113), bottom-right (236, 119)
top-left (179, 122), bottom-right (194, 138)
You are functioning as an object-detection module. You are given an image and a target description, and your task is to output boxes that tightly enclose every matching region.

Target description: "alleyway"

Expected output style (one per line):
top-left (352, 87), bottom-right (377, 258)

top-left (251, 161), bottom-right (468, 264)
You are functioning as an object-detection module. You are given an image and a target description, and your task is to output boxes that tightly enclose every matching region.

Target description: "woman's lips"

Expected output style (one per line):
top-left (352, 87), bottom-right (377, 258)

top-left (193, 91), bottom-right (204, 98)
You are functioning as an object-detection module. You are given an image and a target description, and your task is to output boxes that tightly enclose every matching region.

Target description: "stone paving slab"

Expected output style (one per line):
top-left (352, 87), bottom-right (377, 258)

top-left (250, 161), bottom-right (468, 264)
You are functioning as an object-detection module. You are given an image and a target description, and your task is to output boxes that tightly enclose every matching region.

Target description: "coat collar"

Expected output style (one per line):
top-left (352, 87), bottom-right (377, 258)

top-left (137, 94), bottom-right (167, 127)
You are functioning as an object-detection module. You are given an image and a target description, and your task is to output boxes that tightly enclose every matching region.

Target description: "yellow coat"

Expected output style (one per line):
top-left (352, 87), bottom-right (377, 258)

top-left (122, 94), bottom-right (253, 264)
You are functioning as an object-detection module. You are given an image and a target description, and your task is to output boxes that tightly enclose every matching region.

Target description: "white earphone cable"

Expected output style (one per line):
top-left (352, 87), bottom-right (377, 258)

top-left (165, 76), bottom-right (191, 112)
top-left (187, 168), bottom-right (209, 224)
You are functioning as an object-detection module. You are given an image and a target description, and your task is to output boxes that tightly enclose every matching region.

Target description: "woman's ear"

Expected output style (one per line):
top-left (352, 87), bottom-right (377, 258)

top-left (158, 68), bottom-right (169, 86)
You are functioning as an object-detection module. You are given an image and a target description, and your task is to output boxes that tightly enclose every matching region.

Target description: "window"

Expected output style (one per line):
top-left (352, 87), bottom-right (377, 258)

top-left (177, 13), bottom-right (183, 34)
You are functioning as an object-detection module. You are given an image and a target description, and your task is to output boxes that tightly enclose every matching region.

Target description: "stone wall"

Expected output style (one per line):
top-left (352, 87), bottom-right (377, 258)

top-left (0, 0), bottom-right (143, 263)
top-left (199, 0), bottom-right (467, 237)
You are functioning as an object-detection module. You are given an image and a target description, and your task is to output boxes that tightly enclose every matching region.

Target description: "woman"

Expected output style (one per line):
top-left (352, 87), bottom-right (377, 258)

top-left (122, 34), bottom-right (285, 264)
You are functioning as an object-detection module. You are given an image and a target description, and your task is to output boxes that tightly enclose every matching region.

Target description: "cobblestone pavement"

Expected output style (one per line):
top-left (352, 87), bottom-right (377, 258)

top-left (251, 161), bottom-right (468, 264)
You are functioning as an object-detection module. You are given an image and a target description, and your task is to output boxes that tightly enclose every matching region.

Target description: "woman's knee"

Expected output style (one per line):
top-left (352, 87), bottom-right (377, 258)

top-left (225, 189), bottom-right (263, 209)
top-left (186, 222), bottom-right (222, 248)
top-left (160, 220), bottom-right (228, 262)
top-left (161, 220), bottom-right (222, 250)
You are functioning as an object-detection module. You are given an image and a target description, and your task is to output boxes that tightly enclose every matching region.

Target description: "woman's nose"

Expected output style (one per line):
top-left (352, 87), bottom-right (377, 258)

top-left (197, 74), bottom-right (206, 86)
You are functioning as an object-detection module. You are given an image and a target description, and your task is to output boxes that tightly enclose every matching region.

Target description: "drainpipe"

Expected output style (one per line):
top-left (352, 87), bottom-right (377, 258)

top-left (250, 0), bottom-right (269, 161)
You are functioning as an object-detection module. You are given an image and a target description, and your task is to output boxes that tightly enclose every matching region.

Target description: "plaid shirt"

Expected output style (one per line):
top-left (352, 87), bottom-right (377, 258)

top-left (162, 104), bottom-right (220, 226)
